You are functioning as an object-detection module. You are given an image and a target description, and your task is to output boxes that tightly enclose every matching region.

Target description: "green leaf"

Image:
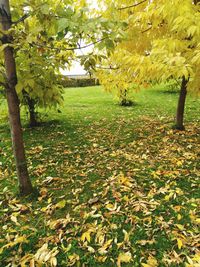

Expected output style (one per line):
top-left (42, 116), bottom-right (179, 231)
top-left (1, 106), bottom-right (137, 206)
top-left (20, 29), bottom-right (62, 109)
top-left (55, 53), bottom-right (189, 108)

top-left (57, 18), bottom-right (69, 32)
top-left (16, 82), bottom-right (24, 94)
top-left (40, 4), bottom-right (50, 15)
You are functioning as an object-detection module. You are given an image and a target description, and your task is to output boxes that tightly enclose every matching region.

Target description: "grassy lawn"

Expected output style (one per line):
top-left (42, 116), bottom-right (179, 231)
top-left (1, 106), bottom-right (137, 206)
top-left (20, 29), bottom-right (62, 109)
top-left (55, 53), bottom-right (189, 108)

top-left (0, 85), bottom-right (200, 266)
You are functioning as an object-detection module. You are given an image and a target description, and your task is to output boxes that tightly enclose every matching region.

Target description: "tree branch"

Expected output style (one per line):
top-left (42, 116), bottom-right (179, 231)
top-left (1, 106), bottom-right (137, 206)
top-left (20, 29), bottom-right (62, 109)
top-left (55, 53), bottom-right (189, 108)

top-left (12, 13), bottom-right (30, 25)
top-left (141, 26), bottom-right (152, 33)
top-left (96, 66), bottom-right (119, 70)
top-left (34, 37), bottom-right (108, 52)
top-left (118, 0), bottom-right (147, 11)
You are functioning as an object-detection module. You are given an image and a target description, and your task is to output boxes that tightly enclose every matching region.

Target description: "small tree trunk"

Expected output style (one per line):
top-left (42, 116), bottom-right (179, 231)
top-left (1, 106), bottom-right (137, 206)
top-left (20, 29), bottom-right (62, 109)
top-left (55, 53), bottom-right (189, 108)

top-left (22, 90), bottom-right (38, 127)
top-left (0, 0), bottom-right (33, 195)
top-left (28, 98), bottom-right (38, 127)
top-left (175, 76), bottom-right (188, 130)
top-left (26, 95), bottom-right (38, 127)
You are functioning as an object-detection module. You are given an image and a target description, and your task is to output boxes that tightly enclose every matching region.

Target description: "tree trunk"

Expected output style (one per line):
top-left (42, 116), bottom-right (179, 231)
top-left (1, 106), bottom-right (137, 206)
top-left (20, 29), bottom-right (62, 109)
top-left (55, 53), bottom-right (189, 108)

top-left (0, 0), bottom-right (33, 195)
top-left (23, 91), bottom-right (38, 127)
top-left (175, 76), bottom-right (188, 130)
top-left (27, 97), bottom-right (38, 127)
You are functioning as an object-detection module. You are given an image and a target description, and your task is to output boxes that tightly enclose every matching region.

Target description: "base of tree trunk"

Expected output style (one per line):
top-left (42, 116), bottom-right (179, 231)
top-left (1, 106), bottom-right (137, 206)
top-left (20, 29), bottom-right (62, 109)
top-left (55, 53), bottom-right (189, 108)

top-left (19, 184), bottom-right (33, 196)
top-left (172, 124), bottom-right (185, 131)
top-left (29, 120), bottom-right (40, 128)
top-left (175, 76), bottom-right (188, 131)
top-left (18, 186), bottom-right (39, 198)
top-left (119, 99), bottom-right (134, 106)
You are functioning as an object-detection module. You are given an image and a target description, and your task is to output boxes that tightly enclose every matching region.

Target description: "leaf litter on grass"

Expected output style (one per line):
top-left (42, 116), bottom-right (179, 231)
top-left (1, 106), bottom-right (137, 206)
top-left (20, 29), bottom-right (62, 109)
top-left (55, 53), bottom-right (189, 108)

top-left (0, 116), bottom-right (200, 266)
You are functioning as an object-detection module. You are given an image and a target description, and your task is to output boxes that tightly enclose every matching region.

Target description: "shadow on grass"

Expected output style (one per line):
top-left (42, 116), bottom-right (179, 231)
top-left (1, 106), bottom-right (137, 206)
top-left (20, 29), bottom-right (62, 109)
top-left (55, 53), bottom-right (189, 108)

top-left (155, 89), bottom-right (179, 95)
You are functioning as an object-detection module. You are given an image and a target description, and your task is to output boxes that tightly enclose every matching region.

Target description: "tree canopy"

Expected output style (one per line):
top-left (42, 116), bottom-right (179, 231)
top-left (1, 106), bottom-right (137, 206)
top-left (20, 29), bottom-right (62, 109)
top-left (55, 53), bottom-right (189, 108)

top-left (97, 0), bottom-right (200, 92)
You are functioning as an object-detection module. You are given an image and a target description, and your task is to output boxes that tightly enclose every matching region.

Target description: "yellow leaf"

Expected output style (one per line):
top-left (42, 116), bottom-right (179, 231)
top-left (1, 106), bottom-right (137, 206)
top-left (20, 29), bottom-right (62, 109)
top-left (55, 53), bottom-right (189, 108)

top-left (68, 253), bottom-right (80, 265)
top-left (177, 238), bottom-right (183, 249)
top-left (176, 224), bottom-right (184, 231)
top-left (97, 256), bottom-right (107, 262)
top-left (194, 218), bottom-right (200, 224)
top-left (81, 231), bottom-right (91, 243)
top-left (30, 259), bottom-right (35, 267)
top-left (34, 243), bottom-right (49, 261)
top-left (193, 252), bottom-right (200, 261)
top-left (87, 246), bottom-right (95, 253)
top-left (164, 192), bottom-right (173, 201)
top-left (117, 252), bottom-right (132, 266)
top-left (15, 236), bottom-right (28, 244)
top-left (50, 257), bottom-right (57, 267)
top-left (123, 196), bottom-right (129, 202)
top-left (106, 202), bottom-right (117, 211)
top-left (11, 215), bottom-right (20, 225)
top-left (55, 200), bottom-right (66, 209)
top-left (122, 229), bottom-right (130, 243)
top-left (103, 239), bottom-right (113, 249)
top-left (176, 160), bottom-right (183, 167)
top-left (177, 214), bottom-right (182, 220)
top-left (142, 256), bottom-right (158, 267)
top-left (19, 254), bottom-right (33, 267)
top-left (98, 239), bottom-right (113, 255)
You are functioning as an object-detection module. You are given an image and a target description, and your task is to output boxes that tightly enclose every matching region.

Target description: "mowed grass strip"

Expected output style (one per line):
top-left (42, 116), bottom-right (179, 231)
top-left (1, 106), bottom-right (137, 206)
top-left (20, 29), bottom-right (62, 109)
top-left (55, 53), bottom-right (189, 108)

top-left (0, 85), bottom-right (199, 266)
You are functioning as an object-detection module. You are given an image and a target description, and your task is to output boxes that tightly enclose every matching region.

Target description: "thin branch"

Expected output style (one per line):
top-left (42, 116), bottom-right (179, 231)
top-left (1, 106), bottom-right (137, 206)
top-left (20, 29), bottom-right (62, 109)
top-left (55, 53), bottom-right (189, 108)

top-left (34, 37), bottom-right (108, 52)
top-left (96, 66), bottom-right (119, 70)
top-left (12, 13), bottom-right (30, 25)
top-left (11, 3), bottom-right (48, 25)
top-left (141, 26), bottom-right (152, 33)
top-left (118, 0), bottom-right (147, 11)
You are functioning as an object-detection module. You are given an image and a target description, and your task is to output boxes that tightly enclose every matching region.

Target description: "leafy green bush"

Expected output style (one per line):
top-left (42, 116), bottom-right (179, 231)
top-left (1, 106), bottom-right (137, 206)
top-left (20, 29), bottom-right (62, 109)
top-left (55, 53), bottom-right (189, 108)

top-left (59, 77), bottom-right (100, 88)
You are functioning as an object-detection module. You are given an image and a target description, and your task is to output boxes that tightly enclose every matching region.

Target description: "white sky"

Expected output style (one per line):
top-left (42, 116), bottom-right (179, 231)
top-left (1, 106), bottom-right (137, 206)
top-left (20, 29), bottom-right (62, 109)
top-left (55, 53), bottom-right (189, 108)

top-left (61, 61), bottom-right (86, 75)
top-left (61, 44), bottom-right (93, 75)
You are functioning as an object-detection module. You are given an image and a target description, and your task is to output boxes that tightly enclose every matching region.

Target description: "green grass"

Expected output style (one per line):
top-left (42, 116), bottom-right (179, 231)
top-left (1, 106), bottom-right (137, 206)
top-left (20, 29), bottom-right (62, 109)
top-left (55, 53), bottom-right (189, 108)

top-left (0, 85), bottom-right (200, 266)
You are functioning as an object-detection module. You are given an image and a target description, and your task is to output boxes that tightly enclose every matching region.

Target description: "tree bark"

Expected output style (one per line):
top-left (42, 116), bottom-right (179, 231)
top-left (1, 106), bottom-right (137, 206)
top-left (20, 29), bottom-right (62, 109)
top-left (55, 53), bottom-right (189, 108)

top-left (27, 97), bottom-right (38, 127)
top-left (23, 91), bottom-right (38, 127)
top-left (175, 76), bottom-right (188, 130)
top-left (0, 0), bottom-right (33, 195)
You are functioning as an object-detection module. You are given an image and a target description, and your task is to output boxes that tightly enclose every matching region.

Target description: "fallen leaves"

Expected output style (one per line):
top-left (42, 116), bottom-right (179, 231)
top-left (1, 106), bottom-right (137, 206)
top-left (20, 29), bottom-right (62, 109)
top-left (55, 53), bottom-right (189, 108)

top-left (0, 112), bottom-right (199, 266)
top-left (34, 243), bottom-right (58, 266)
top-left (117, 251), bottom-right (132, 266)
top-left (0, 235), bottom-right (29, 254)
top-left (98, 238), bottom-right (113, 255)
top-left (142, 256), bottom-right (158, 267)
top-left (20, 244), bottom-right (59, 267)
top-left (186, 252), bottom-right (200, 267)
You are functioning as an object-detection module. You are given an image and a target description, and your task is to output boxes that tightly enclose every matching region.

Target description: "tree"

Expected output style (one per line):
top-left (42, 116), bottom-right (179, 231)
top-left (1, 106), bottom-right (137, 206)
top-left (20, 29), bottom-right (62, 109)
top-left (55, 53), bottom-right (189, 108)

top-left (97, 66), bottom-right (135, 106)
top-left (0, 0), bottom-right (123, 194)
top-left (16, 46), bottom-right (65, 127)
top-left (97, 0), bottom-right (200, 129)
top-left (1, 0), bottom-right (123, 126)
top-left (0, 0), bottom-right (33, 195)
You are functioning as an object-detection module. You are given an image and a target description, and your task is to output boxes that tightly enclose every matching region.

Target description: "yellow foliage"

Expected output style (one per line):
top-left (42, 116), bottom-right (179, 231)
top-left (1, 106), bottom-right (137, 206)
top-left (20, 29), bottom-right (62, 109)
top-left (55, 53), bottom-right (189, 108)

top-left (97, 0), bottom-right (200, 94)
